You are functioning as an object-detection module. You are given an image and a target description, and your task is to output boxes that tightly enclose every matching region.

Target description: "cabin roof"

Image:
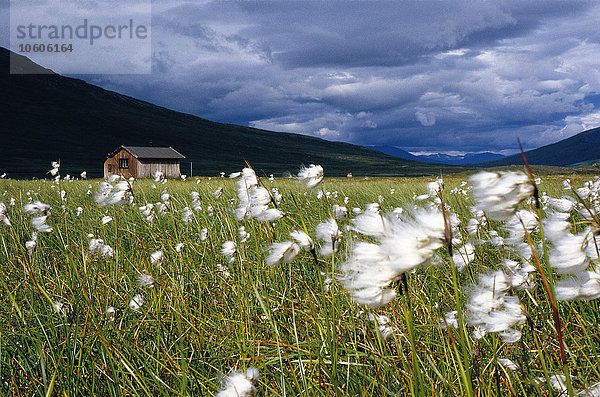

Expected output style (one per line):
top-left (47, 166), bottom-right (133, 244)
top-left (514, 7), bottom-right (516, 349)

top-left (108, 146), bottom-right (186, 159)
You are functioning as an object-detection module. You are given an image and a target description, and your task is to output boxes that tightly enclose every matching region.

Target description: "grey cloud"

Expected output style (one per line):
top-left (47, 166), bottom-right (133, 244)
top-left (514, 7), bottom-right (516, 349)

top-left (416, 111), bottom-right (436, 127)
top-left (60, 0), bottom-right (600, 155)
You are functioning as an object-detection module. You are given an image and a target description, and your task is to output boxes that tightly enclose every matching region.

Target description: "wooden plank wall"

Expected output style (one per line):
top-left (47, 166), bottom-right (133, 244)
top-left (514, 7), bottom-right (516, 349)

top-left (138, 159), bottom-right (181, 178)
top-left (103, 149), bottom-right (139, 179)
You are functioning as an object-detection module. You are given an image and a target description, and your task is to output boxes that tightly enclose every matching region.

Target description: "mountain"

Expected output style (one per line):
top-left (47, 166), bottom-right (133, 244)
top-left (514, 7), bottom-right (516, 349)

top-left (482, 127), bottom-right (600, 167)
top-left (415, 152), bottom-right (505, 165)
top-left (0, 48), bottom-right (461, 178)
top-left (367, 145), bottom-right (422, 161)
top-left (370, 145), bottom-right (505, 165)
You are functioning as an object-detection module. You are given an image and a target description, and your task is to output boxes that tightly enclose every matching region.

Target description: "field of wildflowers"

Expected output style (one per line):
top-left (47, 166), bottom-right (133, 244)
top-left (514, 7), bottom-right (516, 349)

top-left (1, 163), bottom-right (599, 396)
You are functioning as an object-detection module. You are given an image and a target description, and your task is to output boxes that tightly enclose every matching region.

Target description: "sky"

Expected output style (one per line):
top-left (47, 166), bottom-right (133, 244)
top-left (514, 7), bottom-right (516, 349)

top-left (4, 0), bottom-right (600, 155)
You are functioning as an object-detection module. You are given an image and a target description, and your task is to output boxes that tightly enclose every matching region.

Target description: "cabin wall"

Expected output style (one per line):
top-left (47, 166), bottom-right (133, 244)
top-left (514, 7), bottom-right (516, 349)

top-left (138, 159), bottom-right (181, 178)
top-left (103, 149), bottom-right (139, 179)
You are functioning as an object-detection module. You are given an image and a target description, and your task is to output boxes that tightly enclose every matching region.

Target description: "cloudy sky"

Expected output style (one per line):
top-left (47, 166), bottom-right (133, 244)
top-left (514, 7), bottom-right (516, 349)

top-left (4, 0), bottom-right (600, 155)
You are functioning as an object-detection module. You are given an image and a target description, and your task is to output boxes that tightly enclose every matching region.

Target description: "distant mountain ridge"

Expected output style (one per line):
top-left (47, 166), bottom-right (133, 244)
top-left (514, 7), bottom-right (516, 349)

top-left (414, 152), bottom-right (505, 165)
top-left (369, 145), bottom-right (505, 165)
top-left (368, 146), bottom-right (422, 161)
top-left (0, 48), bottom-right (459, 178)
top-left (481, 127), bottom-right (600, 167)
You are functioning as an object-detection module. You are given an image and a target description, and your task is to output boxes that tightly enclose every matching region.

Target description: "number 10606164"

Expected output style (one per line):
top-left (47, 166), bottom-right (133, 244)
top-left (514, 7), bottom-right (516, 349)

top-left (18, 43), bottom-right (74, 53)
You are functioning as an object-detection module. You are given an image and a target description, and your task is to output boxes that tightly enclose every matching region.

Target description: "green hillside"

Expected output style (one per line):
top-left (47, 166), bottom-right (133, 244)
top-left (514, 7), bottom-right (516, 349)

top-left (483, 126), bottom-right (600, 167)
top-left (0, 48), bottom-right (459, 178)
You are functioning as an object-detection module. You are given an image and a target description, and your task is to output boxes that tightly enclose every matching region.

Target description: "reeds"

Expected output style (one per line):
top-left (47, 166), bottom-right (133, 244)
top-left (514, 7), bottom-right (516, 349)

top-left (0, 166), bottom-right (599, 395)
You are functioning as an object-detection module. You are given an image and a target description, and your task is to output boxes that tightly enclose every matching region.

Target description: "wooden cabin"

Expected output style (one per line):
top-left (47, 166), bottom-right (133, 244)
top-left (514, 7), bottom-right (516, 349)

top-left (103, 146), bottom-right (185, 179)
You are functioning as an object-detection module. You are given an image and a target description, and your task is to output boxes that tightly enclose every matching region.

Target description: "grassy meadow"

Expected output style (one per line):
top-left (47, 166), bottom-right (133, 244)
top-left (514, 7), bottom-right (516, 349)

top-left (1, 171), bottom-right (600, 396)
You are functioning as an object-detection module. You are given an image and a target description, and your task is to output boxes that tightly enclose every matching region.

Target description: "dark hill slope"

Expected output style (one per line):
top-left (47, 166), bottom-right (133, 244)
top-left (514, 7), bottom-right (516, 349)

top-left (482, 127), bottom-right (600, 167)
top-left (0, 48), bottom-right (458, 178)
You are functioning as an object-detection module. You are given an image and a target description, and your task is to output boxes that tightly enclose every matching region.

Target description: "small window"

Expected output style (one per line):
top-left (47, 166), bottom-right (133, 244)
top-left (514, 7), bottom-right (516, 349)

top-left (119, 158), bottom-right (129, 169)
top-left (107, 164), bottom-right (112, 173)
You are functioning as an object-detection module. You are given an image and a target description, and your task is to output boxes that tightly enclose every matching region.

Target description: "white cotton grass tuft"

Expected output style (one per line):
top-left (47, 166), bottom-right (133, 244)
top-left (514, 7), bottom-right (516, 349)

top-left (470, 171), bottom-right (534, 221)
top-left (32, 216), bottom-right (54, 233)
top-left (365, 202), bottom-right (381, 213)
top-left (200, 228), bottom-right (208, 241)
top-left (139, 203), bottom-right (156, 223)
top-left (101, 216), bottom-right (114, 225)
top-left (554, 271), bottom-right (600, 301)
top-left (578, 382), bottom-right (600, 396)
top-left (542, 211), bottom-right (572, 241)
top-left (53, 301), bottom-right (70, 318)
top-left (338, 207), bottom-right (454, 308)
top-left (466, 218), bottom-right (480, 236)
top-left (26, 233), bottom-right (37, 255)
top-left (501, 259), bottom-right (536, 290)
top-left (577, 186), bottom-right (591, 199)
top-left (190, 191), bottom-right (202, 211)
top-left (289, 230), bottom-right (314, 250)
top-left (332, 204), bottom-right (348, 221)
top-left (233, 168), bottom-right (259, 221)
top-left (297, 164), bottom-right (324, 189)
top-left (487, 230), bottom-right (505, 247)
top-left (322, 271), bottom-right (332, 292)
top-left (0, 201), bottom-right (11, 226)
top-left (248, 186), bottom-right (271, 216)
top-left (222, 241), bottom-right (237, 263)
top-left (271, 187), bottom-right (282, 204)
top-left (547, 197), bottom-right (576, 213)
top-left (106, 306), bottom-right (116, 322)
top-left (95, 179), bottom-right (132, 207)
top-left (439, 311), bottom-right (459, 329)
top-left (23, 201), bottom-right (51, 215)
top-left (427, 178), bottom-right (444, 196)
top-left (232, 168), bottom-right (284, 222)
top-left (265, 241), bottom-right (300, 267)
top-left (89, 237), bottom-right (114, 258)
top-left (213, 187), bottom-right (223, 198)
top-left (150, 250), bottom-right (164, 266)
top-left (154, 170), bottom-right (165, 183)
top-left (465, 271), bottom-right (526, 343)
top-left (544, 209), bottom-right (599, 275)
top-left (497, 358), bottom-right (519, 371)
top-left (452, 243), bottom-right (475, 271)
top-left (253, 207), bottom-right (284, 222)
top-left (338, 242), bottom-right (396, 307)
top-left (23, 201), bottom-right (53, 233)
top-left (316, 218), bottom-right (342, 257)
top-left (356, 311), bottom-right (395, 340)
top-left (549, 231), bottom-right (591, 274)
top-left (136, 274), bottom-right (156, 288)
top-left (535, 374), bottom-right (567, 394)
top-left (129, 294), bottom-right (144, 311)
top-left (216, 263), bottom-right (231, 279)
top-left (351, 208), bottom-right (387, 237)
top-left (182, 207), bottom-right (193, 224)
top-left (504, 209), bottom-right (538, 247)
top-left (49, 161), bottom-right (60, 176)
top-left (216, 367), bottom-right (259, 397)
